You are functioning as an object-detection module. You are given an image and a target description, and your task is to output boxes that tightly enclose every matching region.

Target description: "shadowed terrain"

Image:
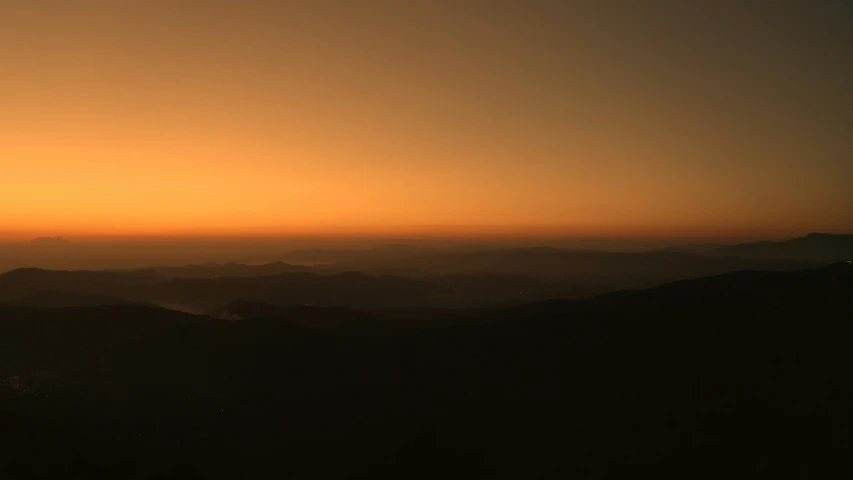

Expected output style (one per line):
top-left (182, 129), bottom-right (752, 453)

top-left (2, 263), bottom-right (851, 478)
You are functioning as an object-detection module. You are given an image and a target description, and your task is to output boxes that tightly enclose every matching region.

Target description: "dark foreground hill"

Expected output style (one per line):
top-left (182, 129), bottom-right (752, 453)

top-left (1, 263), bottom-right (851, 479)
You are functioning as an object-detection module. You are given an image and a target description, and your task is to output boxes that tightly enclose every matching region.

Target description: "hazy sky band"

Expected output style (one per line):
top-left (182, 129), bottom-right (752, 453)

top-left (1, 0), bottom-right (851, 238)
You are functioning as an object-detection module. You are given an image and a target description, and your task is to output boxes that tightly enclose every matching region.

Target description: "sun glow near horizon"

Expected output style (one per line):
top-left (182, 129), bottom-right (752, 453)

top-left (2, 1), bottom-right (851, 239)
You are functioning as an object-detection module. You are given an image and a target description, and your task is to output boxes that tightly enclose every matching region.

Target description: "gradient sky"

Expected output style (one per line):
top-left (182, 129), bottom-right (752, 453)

top-left (2, 0), bottom-right (851, 239)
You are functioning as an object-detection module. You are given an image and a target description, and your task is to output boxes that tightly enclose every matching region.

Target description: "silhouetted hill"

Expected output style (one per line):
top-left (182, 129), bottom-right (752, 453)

top-left (290, 247), bottom-right (817, 289)
top-left (281, 244), bottom-right (424, 265)
top-left (509, 261), bottom-right (853, 315)
top-left (0, 266), bottom-right (617, 312)
top-left (145, 271), bottom-right (449, 313)
top-left (4, 291), bottom-right (152, 308)
top-left (152, 261), bottom-right (314, 279)
top-left (410, 248), bottom-right (817, 283)
top-left (2, 264), bottom-right (851, 478)
top-left (0, 268), bottom-right (167, 302)
top-left (658, 242), bottom-right (726, 255)
top-left (219, 300), bottom-right (388, 335)
top-left (222, 300), bottom-right (500, 334)
top-left (432, 272), bottom-right (610, 306)
top-left (145, 271), bottom-right (615, 313)
top-left (1, 246), bottom-right (823, 314)
top-left (715, 233), bottom-right (853, 262)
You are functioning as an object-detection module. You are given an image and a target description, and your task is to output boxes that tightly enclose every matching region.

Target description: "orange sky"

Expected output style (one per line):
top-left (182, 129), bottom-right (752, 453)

top-left (1, 1), bottom-right (851, 240)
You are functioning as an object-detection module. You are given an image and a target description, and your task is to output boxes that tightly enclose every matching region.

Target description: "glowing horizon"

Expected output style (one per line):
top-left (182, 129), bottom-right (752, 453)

top-left (2, 1), bottom-right (851, 239)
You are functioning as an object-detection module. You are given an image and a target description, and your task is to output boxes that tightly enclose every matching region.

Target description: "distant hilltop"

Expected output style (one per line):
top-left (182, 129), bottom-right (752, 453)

top-left (29, 236), bottom-right (71, 245)
top-left (718, 232), bottom-right (853, 262)
top-left (663, 232), bottom-right (853, 263)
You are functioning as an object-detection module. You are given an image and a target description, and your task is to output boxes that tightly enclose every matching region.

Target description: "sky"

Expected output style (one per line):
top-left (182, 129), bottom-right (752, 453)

top-left (1, 0), bottom-right (851, 240)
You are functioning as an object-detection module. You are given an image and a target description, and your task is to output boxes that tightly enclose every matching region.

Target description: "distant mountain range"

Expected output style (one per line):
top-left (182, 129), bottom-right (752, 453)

top-left (0, 242), bottom-right (831, 312)
top-left (2, 291), bottom-right (152, 308)
top-left (0, 267), bottom-right (166, 302)
top-left (2, 262), bottom-right (851, 478)
top-left (145, 271), bottom-right (450, 312)
top-left (666, 232), bottom-right (853, 262)
top-left (151, 261), bottom-right (314, 279)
